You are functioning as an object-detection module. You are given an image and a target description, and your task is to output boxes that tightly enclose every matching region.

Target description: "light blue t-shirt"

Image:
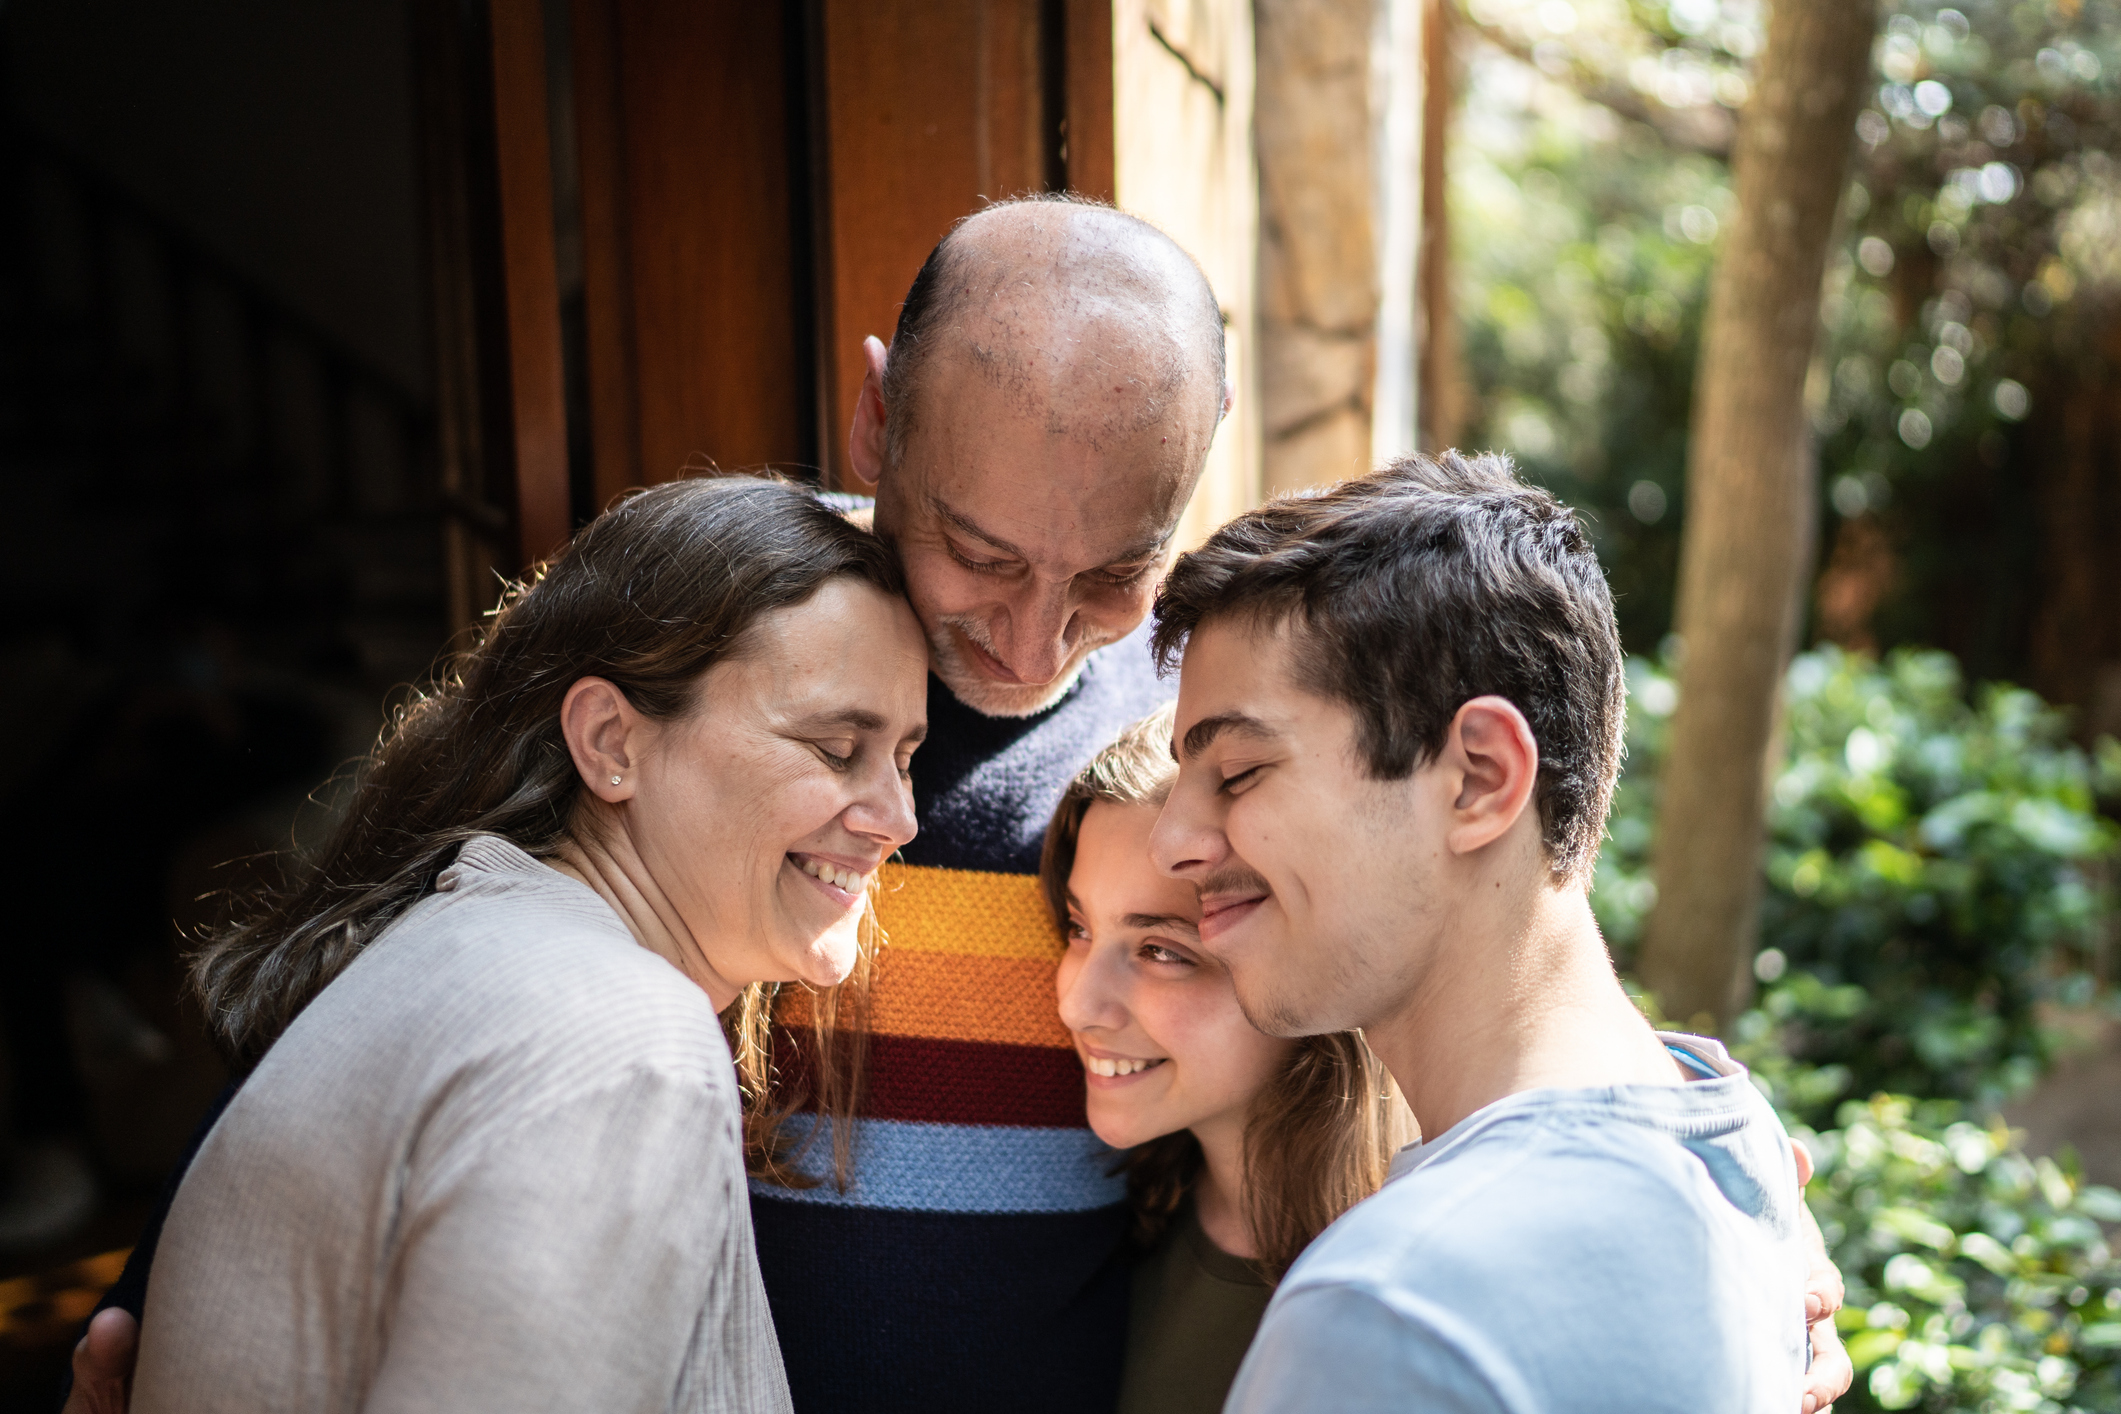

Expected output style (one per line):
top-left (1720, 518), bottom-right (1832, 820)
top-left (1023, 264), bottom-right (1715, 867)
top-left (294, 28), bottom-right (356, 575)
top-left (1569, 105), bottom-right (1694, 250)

top-left (1223, 1033), bottom-right (1807, 1413)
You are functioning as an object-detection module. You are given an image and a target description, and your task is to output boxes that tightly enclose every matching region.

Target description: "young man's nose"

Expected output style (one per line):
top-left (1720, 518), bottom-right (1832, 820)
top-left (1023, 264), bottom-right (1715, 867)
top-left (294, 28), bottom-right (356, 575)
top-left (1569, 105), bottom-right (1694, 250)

top-left (1148, 779), bottom-right (1221, 882)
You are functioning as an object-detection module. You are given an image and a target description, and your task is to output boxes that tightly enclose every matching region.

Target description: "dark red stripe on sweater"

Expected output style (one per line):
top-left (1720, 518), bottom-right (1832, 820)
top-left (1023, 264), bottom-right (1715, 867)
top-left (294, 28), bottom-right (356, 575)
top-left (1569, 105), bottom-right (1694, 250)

top-left (773, 1027), bottom-right (1088, 1128)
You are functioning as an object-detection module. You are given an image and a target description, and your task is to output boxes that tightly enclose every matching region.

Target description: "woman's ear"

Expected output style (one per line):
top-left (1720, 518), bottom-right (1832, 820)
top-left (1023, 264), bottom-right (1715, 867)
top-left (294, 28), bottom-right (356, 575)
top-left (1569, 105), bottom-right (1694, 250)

top-left (560, 677), bottom-right (646, 803)
top-left (1440, 695), bottom-right (1541, 859)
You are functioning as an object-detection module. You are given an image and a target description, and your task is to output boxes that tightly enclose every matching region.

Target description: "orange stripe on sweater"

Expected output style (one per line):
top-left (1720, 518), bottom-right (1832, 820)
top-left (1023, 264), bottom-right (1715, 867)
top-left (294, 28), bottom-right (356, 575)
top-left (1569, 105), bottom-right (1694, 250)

top-left (780, 947), bottom-right (1071, 1048)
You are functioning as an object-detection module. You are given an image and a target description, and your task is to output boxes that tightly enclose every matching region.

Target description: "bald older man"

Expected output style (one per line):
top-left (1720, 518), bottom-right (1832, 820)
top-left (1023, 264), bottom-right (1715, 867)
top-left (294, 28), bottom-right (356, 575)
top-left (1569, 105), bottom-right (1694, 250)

top-left (744, 198), bottom-right (1227, 1414)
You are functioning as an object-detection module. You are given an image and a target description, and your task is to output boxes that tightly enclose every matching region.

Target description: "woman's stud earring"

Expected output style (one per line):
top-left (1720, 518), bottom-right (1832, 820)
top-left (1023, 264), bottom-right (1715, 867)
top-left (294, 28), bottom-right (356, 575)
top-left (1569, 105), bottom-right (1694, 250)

top-left (610, 775), bottom-right (622, 786)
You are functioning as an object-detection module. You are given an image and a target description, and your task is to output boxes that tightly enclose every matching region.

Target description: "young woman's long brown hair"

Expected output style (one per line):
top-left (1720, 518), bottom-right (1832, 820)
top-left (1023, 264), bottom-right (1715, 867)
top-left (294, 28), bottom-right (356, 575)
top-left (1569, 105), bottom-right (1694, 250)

top-left (190, 473), bottom-right (889, 1185)
top-left (1038, 706), bottom-right (1416, 1279)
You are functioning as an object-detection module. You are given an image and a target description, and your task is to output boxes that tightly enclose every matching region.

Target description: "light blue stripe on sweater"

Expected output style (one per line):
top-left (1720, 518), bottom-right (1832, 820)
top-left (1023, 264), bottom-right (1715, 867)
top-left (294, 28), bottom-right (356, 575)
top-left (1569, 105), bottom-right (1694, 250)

top-left (750, 1116), bottom-right (1127, 1214)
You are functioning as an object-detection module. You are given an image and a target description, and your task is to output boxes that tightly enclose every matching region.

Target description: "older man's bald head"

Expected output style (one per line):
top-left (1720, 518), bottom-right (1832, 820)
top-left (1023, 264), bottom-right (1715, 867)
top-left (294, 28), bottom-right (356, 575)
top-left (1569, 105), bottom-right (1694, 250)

top-left (849, 197), bottom-right (1231, 717)
top-left (879, 197), bottom-right (1228, 468)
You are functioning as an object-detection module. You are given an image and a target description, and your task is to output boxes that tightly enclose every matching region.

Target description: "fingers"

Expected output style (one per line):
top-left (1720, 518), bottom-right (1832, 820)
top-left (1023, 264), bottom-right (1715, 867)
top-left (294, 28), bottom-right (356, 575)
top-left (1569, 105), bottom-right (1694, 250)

top-left (1800, 1203), bottom-right (1847, 1322)
top-left (66, 1308), bottom-right (139, 1414)
top-left (1801, 1311), bottom-right (1853, 1414)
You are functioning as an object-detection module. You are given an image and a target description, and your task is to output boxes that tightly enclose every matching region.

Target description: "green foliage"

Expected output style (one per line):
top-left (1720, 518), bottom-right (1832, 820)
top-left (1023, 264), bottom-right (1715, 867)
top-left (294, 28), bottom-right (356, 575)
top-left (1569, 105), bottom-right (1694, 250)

top-left (1804, 1097), bottom-right (2121, 1413)
top-left (1457, 0), bottom-right (2121, 663)
top-left (1596, 646), bottom-right (2120, 1127)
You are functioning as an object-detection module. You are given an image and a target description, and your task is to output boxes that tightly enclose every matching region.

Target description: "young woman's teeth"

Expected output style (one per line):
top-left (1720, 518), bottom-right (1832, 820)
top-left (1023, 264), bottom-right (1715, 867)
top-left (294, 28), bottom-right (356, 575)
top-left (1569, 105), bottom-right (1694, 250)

top-left (799, 859), bottom-right (867, 893)
top-left (1087, 1057), bottom-right (1161, 1078)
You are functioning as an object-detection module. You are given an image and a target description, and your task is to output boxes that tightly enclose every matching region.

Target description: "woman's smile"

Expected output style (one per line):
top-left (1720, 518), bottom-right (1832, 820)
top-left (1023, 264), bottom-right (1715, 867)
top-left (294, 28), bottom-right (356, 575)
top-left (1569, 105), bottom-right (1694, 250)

top-left (1080, 1046), bottom-right (1169, 1083)
top-left (789, 851), bottom-right (877, 908)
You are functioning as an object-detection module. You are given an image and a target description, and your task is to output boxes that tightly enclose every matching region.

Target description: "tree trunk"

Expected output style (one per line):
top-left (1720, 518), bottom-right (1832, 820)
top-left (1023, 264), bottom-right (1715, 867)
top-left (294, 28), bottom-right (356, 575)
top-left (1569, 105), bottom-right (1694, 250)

top-left (1636, 0), bottom-right (1876, 1030)
top-left (1416, 0), bottom-right (1465, 451)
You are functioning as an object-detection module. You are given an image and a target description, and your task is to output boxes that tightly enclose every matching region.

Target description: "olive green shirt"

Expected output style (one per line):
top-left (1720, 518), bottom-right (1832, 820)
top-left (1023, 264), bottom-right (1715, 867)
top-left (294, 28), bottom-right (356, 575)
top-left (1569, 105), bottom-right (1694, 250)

top-left (1117, 1201), bottom-right (1274, 1414)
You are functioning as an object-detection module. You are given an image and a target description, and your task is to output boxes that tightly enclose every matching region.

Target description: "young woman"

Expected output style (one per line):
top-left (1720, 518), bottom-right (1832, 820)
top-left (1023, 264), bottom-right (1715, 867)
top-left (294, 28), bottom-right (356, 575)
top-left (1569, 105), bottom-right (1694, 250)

top-left (1041, 708), bottom-right (1416, 1414)
top-left (129, 475), bottom-right (928, 1414)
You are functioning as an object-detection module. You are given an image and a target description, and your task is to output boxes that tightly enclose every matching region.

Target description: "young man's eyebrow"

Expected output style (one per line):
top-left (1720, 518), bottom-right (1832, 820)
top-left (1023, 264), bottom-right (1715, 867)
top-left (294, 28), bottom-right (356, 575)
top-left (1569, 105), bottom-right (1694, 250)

top-left (1176, 711), bottom-right (1277, 762)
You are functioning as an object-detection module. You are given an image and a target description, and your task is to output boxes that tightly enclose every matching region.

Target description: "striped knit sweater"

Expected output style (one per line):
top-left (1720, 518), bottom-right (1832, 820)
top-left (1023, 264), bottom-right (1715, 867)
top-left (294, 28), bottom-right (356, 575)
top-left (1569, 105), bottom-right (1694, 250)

top-left (749, 623), bottom-right (1174, 1413)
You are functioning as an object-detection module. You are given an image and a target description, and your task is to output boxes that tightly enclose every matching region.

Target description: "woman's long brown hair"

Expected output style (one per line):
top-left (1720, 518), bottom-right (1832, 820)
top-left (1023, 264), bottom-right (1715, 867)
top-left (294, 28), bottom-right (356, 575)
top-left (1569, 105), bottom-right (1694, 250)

top-left (1038, 706), bottom-right (1415, 1279)
top-left (189, 473), bottom-right (894, 1185)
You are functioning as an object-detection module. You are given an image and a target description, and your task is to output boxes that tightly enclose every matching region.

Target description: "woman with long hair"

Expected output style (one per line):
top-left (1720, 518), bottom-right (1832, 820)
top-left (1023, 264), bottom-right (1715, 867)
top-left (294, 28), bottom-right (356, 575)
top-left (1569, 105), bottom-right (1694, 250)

top-left (1041, 707), bottom-right (1416, 1414)
top-left (130, 474), bottom-right (928, 1414)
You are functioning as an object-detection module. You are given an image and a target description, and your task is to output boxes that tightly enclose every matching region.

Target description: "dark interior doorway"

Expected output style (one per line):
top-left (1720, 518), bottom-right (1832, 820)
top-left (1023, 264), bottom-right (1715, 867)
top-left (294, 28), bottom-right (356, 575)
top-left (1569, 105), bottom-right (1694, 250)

top-left (0, 5), bottom-right (449, 1399)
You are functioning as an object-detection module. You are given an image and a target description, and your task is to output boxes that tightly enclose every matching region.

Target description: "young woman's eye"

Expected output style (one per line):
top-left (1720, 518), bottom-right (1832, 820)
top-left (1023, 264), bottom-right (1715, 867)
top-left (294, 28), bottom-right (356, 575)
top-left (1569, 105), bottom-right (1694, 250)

top-left (1065, 921), bottom-right (1090, 945)
top-left (1139, 942), bottom-right (1193, 966)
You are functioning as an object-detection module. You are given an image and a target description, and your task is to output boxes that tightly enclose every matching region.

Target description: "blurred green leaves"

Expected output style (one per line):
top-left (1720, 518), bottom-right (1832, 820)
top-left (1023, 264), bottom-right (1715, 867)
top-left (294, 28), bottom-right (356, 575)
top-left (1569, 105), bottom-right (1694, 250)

top-left (1456, 0), bottom-right (2121, 660)
top-left (1808, 1098), bottom-right (2121, 1411)
top-left (1599, 646), bottom-right (2119, 1122)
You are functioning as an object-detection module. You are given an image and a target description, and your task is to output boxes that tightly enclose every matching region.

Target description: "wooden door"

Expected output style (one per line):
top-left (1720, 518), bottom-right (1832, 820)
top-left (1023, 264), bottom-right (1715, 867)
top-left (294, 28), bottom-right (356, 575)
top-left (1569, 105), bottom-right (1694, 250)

top-left (419, 0), bottom-right (1264, 625)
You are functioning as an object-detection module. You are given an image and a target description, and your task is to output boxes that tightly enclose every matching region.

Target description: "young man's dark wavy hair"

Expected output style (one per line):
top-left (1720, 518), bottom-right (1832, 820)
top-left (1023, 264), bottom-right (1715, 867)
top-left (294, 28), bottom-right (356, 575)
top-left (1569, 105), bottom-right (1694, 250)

top-left (1150, 450), bottom-right (1625, 882)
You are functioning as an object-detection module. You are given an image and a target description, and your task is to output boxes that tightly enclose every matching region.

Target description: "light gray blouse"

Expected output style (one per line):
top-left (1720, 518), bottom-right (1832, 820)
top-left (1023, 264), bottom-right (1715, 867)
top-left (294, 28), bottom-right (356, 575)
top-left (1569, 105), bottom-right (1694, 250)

top-left (135, 836), bottom-right (792, 1414)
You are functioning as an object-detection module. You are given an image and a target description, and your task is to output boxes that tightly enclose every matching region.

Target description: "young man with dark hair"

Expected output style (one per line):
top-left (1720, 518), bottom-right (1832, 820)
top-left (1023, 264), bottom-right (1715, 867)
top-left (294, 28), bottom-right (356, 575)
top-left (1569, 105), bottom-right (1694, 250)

top-left (1150, 451), bottom-right (1812, 1410)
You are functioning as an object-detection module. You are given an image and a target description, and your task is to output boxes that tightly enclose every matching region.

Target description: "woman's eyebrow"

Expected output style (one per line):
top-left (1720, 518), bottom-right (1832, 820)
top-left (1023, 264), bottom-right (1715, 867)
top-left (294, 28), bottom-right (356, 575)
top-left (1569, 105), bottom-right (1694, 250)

top-left (789, 707), bottom-right (922, 739)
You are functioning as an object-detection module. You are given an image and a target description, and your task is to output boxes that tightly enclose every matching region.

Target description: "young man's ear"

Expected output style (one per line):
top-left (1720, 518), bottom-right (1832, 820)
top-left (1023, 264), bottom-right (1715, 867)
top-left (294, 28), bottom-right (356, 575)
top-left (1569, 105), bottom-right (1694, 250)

top-left (846, 336), bottom-right (890, 491)
top-left (1441, 695), bottom-right (1541, 859)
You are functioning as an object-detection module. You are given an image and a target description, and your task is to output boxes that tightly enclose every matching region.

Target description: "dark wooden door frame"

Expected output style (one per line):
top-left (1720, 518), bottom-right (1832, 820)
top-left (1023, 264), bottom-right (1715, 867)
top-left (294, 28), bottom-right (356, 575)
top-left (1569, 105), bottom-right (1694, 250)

top-left (416, 0), bottom-right (1117, 625)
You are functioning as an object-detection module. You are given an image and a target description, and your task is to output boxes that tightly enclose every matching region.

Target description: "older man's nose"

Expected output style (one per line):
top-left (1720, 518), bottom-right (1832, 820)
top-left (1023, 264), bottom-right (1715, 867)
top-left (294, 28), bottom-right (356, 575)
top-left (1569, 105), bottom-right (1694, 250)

top-left (995, 586), bottom-right (1077, 684)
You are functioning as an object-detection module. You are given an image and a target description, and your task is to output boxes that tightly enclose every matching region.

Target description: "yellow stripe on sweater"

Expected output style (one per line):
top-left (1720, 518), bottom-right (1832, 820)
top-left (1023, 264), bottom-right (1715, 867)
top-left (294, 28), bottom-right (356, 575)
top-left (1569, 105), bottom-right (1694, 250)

top-left (871, 863), bottom-right (1063, 962)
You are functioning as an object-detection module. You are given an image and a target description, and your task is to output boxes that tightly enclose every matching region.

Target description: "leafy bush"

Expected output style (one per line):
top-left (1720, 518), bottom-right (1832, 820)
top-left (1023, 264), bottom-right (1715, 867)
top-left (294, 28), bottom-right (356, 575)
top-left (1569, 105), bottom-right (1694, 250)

top-left (1596, 647), bottom-right (2121, 1411)
top-left (1597, 644), bottom-right (2119, 1127)
top-left (1805, 1096), bottom-right (2121, 1413)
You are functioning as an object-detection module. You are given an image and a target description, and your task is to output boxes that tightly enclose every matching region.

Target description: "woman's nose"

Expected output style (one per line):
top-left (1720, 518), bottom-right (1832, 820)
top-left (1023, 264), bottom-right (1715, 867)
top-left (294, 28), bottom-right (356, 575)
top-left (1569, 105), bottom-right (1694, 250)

top-left (845, 756), bottom-right (919, 852)
top-left (1056, 940), bottom-right (1127, 1033)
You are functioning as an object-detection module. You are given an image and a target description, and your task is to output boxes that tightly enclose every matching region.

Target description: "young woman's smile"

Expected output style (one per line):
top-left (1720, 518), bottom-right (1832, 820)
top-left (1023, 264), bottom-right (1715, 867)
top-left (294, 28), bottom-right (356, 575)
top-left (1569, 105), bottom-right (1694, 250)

top-left (1054, 800), bottom-right (1291, 1153)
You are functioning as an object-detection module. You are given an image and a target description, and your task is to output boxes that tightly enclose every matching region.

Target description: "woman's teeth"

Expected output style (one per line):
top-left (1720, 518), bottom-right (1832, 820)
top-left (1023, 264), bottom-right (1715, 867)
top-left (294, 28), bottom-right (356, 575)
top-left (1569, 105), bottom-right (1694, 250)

top-left (799, 858), bottom-right (868, 893)
top-left (1086, 1056), bottom-right (1163, 1078)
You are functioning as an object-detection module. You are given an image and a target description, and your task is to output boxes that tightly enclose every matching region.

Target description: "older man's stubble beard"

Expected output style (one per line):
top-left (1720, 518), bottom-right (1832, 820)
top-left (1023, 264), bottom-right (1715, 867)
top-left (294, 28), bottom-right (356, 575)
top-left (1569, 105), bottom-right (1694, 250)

top-left (928, 610), bottom-right (1120, 718)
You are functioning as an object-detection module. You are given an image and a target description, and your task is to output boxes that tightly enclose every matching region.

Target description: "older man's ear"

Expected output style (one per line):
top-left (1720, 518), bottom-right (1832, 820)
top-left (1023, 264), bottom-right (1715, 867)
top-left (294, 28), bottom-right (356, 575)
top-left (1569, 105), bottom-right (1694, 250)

top-left (847, 336), bottom-right (891, 492)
